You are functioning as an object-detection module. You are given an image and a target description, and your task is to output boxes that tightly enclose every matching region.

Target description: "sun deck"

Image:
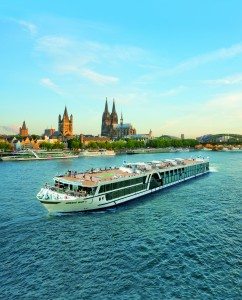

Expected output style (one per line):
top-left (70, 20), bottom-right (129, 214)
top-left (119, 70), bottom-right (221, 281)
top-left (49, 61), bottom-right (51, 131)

top-left (55, 158), bottom-right (207, 187)
top-left (57, 169), bottom-right (136, 187)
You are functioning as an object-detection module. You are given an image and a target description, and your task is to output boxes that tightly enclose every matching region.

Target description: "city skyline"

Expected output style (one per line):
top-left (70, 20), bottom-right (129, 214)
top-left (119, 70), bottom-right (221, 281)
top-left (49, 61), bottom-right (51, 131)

top-left (1, 0), bottom-right (242, 137)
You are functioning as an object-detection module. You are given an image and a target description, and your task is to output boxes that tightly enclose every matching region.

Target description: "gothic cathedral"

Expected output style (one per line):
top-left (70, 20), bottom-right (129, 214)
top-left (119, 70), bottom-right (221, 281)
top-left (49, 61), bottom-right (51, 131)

top-left (101, 98), bottom-right (136, 138)
top-left (101, 98), bottom-right (118, 137)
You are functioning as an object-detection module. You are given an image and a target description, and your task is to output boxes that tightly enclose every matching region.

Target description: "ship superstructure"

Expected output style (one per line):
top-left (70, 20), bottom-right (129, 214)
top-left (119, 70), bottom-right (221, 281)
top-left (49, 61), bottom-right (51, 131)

top-left (37, 157), bottom-right (210, 213)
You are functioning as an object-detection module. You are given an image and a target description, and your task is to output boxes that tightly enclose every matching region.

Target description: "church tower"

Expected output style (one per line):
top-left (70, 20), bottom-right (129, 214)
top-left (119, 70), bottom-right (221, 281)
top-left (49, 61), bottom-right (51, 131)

top-left (110, 99), bottom-right (118, 126)
top-left (109, 99), bottom-right (118, 138)
top-left (120, 112), bottom-right (123, 126)
top-left (58, 106), bottom-right (73, 137)
top-left (19, 121), bottom-right (28, 137)
top-left (101, 98), bottom-right (111, 136)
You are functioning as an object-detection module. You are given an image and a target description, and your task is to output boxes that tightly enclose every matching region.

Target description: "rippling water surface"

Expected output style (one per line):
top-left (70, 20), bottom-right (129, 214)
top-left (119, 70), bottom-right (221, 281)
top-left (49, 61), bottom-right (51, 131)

top-left (0, 151), bottom-right (241, 299)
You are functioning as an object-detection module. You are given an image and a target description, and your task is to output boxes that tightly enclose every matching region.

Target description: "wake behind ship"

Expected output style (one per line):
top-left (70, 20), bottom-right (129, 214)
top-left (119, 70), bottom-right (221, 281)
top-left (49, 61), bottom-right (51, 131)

top-left (37, 157), bottom-right (210, 213)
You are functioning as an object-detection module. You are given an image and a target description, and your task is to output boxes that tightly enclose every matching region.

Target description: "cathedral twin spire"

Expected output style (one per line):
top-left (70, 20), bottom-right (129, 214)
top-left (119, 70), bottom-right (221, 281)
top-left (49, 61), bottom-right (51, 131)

top-left (101, 98), bottom-right (136, 138)
top-left (104, 98), bottom-right (109, 113)
top-left (104, 97), bottom-right (116, 113)
top-left (101, 98), bottom-right (119, 136)
top-left (111, 99), bottom-right (116, 114)
top-left (111, 99), bottom-right (118, 124)
top-left (102, 98), bottom-right (118, 125)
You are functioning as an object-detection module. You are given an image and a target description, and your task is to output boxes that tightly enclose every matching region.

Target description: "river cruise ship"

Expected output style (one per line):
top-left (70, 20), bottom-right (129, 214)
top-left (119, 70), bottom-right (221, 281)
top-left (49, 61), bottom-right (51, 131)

top-left (1, 149), bottom-right (78, 161)
top-left (79, 149), bottom-right (116, 157)
top-left (37, 157), bottom-right (210, 213)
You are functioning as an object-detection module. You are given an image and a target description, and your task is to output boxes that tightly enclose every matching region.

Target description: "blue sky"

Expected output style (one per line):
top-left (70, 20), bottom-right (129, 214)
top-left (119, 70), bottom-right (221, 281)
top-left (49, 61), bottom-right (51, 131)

top-left (0, 0), bottom-right (242, 137)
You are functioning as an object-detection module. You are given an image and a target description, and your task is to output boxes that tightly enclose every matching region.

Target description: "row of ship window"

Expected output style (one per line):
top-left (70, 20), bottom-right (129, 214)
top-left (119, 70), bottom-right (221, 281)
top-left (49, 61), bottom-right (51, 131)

top-left (56, 164), bottom-right (208, 196)
top-left (100, 163), bottom-right (208, 201)
top-left (106, 184), bottom-right (147, 201)
top-left (98, 163), bottom-right (208, 194)
top-left (159, 163), bottom-right (208, 178)
top-left (99, 176), bottom-right (146, 193)
top-left (162, 164), bottom-right (207, 184)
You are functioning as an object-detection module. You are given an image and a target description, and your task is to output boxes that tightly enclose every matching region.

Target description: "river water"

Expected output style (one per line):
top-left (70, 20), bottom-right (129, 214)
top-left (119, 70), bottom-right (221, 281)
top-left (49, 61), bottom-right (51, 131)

top-left (0, 151), bottom-right (241, 299)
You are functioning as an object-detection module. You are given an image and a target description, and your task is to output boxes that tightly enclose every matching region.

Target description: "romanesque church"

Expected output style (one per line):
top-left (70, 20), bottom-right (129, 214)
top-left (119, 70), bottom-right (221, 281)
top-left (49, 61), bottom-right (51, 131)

top-left (58, 106), bottom-right (73, 137)
top-left (19, 121), bottom-right (28, 137)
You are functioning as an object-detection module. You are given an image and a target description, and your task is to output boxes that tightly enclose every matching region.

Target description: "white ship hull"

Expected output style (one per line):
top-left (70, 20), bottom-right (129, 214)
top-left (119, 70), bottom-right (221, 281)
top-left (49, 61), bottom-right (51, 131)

top-left (38, 171), bottom-right (209, 214)
top-left (1, 155), bottom-right (78, 161)
top-left (79, 150), bottom-right (115, 157)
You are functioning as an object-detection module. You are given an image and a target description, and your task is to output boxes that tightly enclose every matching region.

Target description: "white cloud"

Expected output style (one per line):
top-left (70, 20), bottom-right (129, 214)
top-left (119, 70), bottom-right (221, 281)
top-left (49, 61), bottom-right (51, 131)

top-left (36, 36), bottom-right (145, 63)
top-left (206, 91), bottom-right (242, 111)
top-left (35, 35), bottom-right (146, 85)
top-left (203, 73), bottom-right (242, 86)
top-left (177, 91), bottom-right (242, 135)
top-left (125, 42), bottom-right (242, 89)
top-left (36, 36), bottom-right (73, 55)
top-left (55, 64), bottom-right (118, 84)
top-left (141, 42), bottom-right (242, 81)
top-left (37, 36), bottom-right (72, 49)
top-left (19, 20), bottom-right (37, 36)
top-left (40, 78), bottom-right (63, 95)
top-left (158, 85), bottom-right (186, 98)
top-left (175, 43), bottom-right (242, 72)
top-left (126, 89), bottom-right (242, 137)
top-left (111, 45), bottom-right (146, 61)
top-left (81, 69), bottom-right (118, 84)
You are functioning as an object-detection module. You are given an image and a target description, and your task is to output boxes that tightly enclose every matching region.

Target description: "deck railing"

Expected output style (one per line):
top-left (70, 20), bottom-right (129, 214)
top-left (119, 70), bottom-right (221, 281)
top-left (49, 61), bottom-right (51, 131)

top-left (45, 185), bottom-right (90, 197)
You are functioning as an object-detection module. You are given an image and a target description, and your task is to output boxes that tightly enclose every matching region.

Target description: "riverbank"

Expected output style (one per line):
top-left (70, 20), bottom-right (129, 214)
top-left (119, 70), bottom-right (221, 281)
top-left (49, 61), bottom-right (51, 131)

top-left (196, 144), bottom-right (242, 151)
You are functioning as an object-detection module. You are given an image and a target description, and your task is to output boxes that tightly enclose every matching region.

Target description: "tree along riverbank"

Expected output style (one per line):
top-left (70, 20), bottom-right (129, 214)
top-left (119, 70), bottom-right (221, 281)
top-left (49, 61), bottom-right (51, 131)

top-left (0, 137), bottom-right (198, 152)
top-left (67, 137), bottom-right (199, 151)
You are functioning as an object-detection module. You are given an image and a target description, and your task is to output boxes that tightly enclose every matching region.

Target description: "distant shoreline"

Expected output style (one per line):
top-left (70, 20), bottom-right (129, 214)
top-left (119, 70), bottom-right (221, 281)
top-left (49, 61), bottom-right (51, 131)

top-left (116, 147), bottom-right (194, 154)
